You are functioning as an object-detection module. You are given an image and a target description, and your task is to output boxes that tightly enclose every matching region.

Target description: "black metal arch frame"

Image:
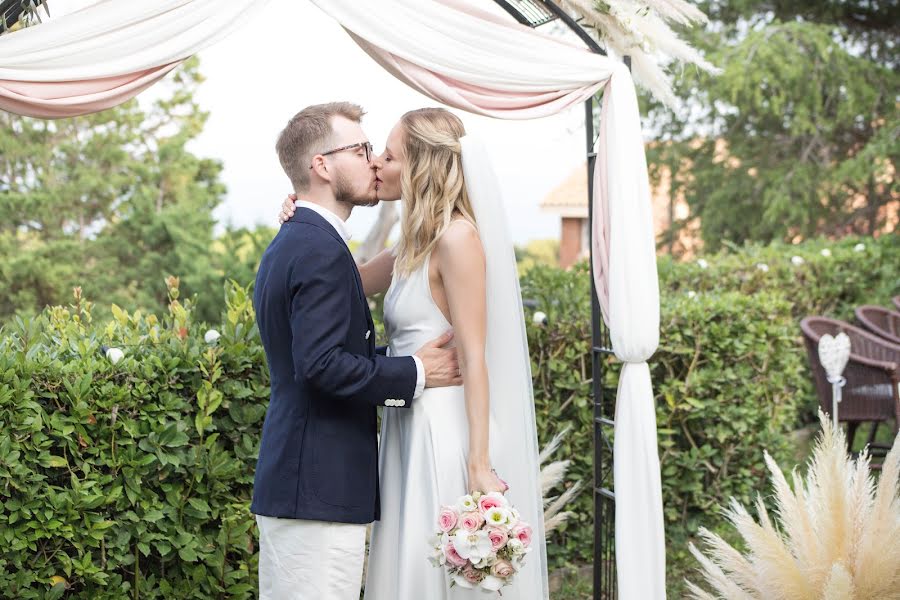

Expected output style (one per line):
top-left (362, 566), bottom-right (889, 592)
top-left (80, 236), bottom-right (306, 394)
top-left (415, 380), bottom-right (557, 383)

top-left (491, 2), bottom-right (619, 598)
top-left (0, 0), bottom-right (47, 33)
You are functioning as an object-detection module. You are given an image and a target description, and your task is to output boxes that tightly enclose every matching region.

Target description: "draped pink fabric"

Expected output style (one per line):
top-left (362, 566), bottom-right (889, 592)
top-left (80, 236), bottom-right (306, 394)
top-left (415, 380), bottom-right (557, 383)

top-left (593, 87), bottom-right (612, 324)
top-left (0, 62), bottom-right (180, 119)
top-left (343, 0), bottom-right (615, 322)
top-left (345, 0), bottom-right (613, 314)
top-left (349, 31), bottom-right (601, 120)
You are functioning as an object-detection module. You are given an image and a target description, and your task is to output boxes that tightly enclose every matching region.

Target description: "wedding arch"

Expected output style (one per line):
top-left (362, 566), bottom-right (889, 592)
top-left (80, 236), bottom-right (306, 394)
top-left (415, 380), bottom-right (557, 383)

top-left (0, 1), bottom-right (673, 597)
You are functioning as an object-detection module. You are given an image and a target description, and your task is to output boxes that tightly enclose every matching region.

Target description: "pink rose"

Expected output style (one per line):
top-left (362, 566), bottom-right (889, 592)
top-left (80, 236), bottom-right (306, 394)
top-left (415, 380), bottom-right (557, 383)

top-left (491, 559), bottom-right (515, 579)
top-left (462, 563), bottom-right (484, 585)
top-left (511, 523), bottom-right (533, 547)
top-left (438, 506), bottom-right (458, 533)
top-left (487, 527), bottom-right (508, 551)
top-left (478, 494), bottom-right (503, 514)
top-left (459, 511), bottom-right (485, 532)
top-left (443, 542), bottom-right (467, 568)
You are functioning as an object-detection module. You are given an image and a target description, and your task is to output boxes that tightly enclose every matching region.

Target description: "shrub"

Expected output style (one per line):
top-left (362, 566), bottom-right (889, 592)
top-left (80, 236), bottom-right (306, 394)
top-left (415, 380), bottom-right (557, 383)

top-left (0, 234), bottom-right (895, 596)
top-left (0, 282), bottom-right (268, 598)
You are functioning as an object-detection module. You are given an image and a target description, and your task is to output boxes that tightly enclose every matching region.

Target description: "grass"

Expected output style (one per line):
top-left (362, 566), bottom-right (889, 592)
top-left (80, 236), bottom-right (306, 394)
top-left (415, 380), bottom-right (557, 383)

top-left (550, 567), bottom-right (593, 599)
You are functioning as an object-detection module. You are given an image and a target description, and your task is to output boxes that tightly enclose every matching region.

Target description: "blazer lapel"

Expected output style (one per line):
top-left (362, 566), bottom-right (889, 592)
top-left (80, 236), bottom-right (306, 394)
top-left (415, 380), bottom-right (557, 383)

top-left (291, 208), bottom-right (372, 326)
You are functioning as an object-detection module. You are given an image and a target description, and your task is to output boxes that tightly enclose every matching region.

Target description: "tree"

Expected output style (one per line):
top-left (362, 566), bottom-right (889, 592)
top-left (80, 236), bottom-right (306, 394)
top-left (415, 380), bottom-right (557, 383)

top-left (700, 0), bottom-right (899, 67)
top-left (0, 58), bottom-right (232, 322)
top-left (643, 2), bottom-right (898, 252)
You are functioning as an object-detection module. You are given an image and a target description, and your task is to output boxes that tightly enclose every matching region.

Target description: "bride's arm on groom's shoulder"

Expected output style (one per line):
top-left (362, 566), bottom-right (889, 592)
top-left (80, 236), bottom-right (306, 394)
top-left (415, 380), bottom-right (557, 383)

top-left (435, 222), bottom-right (507, 495)
top-left (358, 248), bottom-right (395, 296)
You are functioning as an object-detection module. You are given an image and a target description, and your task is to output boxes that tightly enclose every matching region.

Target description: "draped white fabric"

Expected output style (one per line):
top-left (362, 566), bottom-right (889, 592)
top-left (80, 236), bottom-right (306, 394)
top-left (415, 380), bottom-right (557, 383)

top-left (312, 0), bottom-right (613, 118)
top-left (0, 1), bottom-right (665, 596)
top-left (0, 0), bottom-right (265, 81)
top-left (598, 71), bottom-right (666, 600)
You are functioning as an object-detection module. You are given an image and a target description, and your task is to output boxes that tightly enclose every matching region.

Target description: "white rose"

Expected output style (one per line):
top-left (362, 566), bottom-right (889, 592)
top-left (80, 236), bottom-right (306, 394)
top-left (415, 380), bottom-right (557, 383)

top-left (457, 494), bottom-right (477, 512)
top-left (791, 255), bottom-right (805, 266)
top-left (532, 311), bottom-right (548, 326)
top-left (854, 243), bottom-right (865, 252)
top-left (820, 248), bottom-right (832, 257)
top-left (204, 329), bottom-right (221, 344)
top-left (696, 258), bottom-right (709, 269)
top-left (756, 263), bottom-right (769, 272)
top-left (507, 538), bottom-right (525, 555)
top-left (105, 347), bottom-right (124, 364)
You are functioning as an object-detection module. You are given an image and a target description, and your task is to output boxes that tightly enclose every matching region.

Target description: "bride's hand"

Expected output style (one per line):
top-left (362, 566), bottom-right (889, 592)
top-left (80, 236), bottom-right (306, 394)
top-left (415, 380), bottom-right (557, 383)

top-left (277, 193), bottom-right (297, 225)
top-left (467, 465), bottom-right (509, 495)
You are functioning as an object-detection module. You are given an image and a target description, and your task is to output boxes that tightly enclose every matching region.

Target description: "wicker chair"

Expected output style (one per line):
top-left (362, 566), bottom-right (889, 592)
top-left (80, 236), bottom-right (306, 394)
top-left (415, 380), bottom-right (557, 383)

top-left (800, 316), bottom-right (900, 453)
top-left (856, 305), bottom-right (900, 345)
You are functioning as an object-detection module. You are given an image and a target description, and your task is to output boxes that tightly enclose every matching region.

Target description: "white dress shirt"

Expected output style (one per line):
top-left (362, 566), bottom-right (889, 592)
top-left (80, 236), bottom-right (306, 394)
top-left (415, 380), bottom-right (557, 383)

top-left (294, 200), bottom-right (425, 399)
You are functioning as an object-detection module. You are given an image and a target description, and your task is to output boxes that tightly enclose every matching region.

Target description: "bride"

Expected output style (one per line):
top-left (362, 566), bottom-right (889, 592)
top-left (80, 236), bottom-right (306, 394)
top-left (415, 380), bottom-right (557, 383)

top-left (279, 108), bottom-right (549, 599)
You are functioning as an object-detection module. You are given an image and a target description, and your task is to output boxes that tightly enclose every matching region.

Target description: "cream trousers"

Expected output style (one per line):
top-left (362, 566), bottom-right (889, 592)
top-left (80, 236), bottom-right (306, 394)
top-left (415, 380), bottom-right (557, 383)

top-left (256, 515), bottom-right (366, 600)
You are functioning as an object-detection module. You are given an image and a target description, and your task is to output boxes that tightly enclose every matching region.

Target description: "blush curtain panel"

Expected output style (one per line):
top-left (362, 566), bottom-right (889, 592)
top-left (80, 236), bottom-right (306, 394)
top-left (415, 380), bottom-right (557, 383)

top-left (0, 0), bottom-right (261, 118)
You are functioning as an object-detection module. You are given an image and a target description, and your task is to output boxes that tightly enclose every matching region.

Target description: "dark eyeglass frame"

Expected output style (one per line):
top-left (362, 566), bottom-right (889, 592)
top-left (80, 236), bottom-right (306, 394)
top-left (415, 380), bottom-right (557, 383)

top-left (309, 141), bottom-right (374, 169)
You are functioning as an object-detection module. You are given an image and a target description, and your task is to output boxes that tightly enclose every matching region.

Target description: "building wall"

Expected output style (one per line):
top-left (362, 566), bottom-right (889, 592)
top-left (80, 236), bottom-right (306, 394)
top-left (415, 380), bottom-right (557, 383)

top-left (560, 217), bottom-right (583, 269)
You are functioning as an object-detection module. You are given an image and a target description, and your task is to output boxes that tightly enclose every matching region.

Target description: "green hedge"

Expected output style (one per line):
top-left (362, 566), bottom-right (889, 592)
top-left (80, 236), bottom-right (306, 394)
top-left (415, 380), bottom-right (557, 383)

top-left (522, 233), bottom-right (899, 586)
top-left (0, 283), bottom-right (268, 598)
top-left (521, 269), bottom-right (810, 574)
top-left (0, 234), bottom-right (896, 597)
top-left (658, 235), bottom-right (899, 322)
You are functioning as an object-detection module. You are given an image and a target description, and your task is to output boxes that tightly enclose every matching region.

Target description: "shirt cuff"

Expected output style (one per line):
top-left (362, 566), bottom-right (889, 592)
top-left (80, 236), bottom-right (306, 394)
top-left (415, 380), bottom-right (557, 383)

top-left (412, 355), bottom-right (426, 399)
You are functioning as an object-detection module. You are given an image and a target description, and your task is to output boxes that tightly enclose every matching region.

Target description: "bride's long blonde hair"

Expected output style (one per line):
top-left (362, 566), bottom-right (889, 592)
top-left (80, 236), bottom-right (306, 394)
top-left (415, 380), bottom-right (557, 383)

top-left (393, 108), bottom-right (477, 276)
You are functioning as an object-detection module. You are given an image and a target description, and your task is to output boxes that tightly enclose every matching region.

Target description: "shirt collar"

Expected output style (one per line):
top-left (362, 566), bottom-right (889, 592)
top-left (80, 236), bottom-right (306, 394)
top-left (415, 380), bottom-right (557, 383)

top-left (295, 200), bottom-right (352, 242)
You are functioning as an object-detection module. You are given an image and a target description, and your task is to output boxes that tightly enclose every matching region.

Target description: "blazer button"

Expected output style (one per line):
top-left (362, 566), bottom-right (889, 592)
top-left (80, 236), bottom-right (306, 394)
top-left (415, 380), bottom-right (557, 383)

top-left (397, 400), bottom-right (406, 407)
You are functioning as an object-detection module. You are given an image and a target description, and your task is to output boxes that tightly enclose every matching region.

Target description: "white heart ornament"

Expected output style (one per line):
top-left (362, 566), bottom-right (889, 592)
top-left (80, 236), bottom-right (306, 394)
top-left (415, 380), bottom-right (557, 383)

top-left (818, 332), bottom-right (851, 380)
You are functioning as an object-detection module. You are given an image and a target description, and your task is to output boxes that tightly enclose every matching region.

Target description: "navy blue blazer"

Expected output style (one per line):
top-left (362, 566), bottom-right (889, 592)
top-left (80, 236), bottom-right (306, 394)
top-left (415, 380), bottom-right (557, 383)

top-left (251, 207), bottom-right (418, 524)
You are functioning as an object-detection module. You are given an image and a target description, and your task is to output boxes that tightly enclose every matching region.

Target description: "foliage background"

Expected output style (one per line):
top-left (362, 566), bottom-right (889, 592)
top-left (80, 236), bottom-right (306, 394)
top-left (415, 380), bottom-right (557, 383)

top-left (1, 234), bottom-right (896, 597)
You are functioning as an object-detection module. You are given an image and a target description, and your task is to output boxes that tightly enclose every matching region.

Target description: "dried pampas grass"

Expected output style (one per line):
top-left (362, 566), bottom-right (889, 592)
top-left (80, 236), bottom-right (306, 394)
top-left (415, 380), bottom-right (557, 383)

top-left (553, 0), bottom-right (720, 107)
top-left (687, 411), bottom-right (900, 600)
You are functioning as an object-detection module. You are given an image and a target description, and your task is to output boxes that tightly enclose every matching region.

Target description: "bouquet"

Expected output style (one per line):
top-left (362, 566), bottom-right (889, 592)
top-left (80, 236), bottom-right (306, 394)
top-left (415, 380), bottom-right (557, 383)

top-left (429, 491), bottom-right (533, 593)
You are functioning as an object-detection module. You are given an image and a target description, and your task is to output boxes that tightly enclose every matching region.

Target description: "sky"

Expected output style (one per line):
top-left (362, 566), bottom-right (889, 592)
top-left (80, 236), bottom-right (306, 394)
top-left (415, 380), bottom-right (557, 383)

top-left (48, 0), bottom-right (593, 243)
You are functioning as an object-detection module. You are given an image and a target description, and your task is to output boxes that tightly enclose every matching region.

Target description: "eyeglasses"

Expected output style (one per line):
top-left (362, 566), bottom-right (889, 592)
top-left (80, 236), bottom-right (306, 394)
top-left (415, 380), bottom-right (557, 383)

top-left (309, 141), bottom-right (374, 169)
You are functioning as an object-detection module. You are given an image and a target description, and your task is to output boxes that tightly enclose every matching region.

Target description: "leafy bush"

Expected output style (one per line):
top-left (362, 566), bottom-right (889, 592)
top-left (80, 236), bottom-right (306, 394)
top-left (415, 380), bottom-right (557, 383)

top-left (0, 234), bottom-right (896, 596)
top-left (519, 233), bottom-right (898, 577)
top-left (658, 234), bottom-right (899, 321)
top-left (0, 281), bottom-right (268, 598)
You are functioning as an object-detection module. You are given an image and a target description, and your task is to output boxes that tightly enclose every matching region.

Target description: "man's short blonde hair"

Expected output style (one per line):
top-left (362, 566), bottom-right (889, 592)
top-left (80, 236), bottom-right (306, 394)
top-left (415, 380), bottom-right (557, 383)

top-left (276, 102), bottom-right (365, 193)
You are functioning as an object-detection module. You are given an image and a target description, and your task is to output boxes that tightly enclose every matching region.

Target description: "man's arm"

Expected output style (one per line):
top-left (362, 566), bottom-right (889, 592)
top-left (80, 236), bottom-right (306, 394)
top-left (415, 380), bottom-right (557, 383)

top-left (289, 242), bottom-right (417, 408)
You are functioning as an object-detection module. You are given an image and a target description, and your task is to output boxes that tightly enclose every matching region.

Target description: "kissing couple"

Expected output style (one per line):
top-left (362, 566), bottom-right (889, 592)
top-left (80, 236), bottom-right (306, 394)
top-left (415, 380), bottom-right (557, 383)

top-left (252, 102), bottom-right (549, 599)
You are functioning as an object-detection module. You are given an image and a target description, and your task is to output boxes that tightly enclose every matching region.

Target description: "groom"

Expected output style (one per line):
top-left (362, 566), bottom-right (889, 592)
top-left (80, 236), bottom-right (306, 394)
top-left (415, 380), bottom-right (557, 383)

top-left (252, 102), bottom-right (461, 599)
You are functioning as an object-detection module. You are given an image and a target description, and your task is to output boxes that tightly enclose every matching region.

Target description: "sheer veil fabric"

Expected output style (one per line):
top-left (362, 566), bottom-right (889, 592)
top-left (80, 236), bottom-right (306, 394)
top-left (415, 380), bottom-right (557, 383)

top-left (459, 135), bottom-right (549, 598)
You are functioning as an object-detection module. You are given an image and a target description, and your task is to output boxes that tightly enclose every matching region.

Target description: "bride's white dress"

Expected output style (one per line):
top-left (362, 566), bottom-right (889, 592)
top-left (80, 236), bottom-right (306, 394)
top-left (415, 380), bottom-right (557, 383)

top-left (364, 248), bottom-right (536, 599)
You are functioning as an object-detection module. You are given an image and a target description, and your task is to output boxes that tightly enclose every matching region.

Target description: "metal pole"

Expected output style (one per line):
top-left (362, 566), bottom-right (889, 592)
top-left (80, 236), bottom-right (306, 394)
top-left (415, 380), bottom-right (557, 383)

top-left (828, 375), bottom-right (846, 428)
top-left (0, 0), bottom-right (48, 32)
